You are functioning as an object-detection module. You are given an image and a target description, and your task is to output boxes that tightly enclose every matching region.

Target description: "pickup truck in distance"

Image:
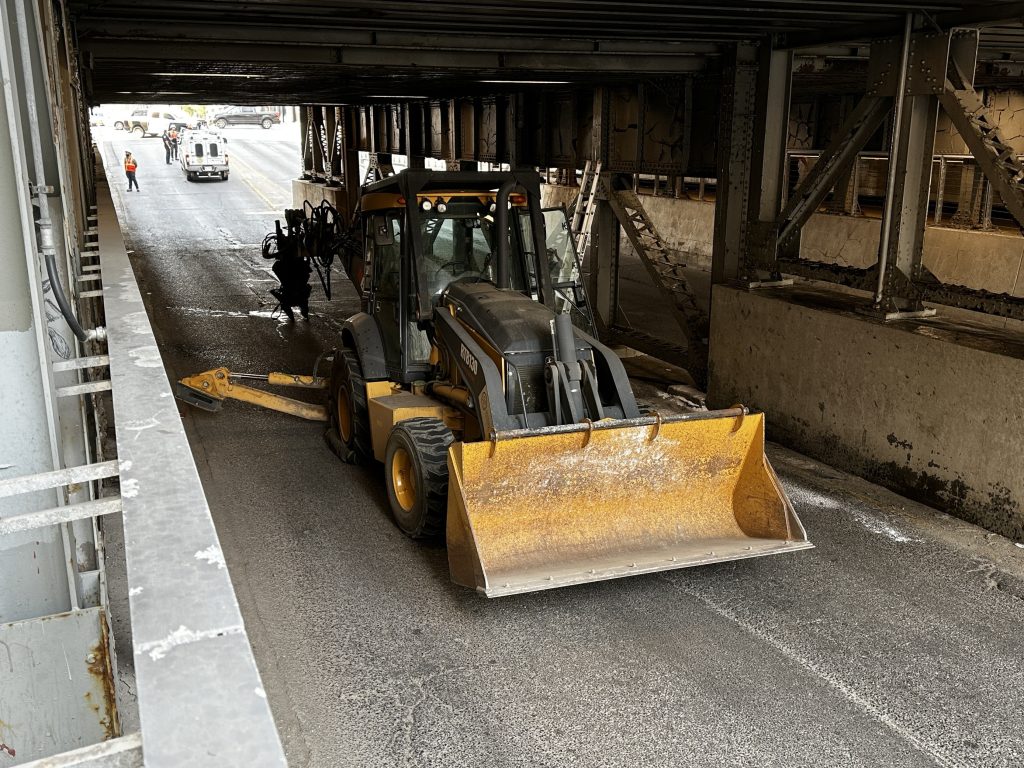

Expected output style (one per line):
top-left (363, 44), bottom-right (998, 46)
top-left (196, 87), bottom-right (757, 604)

top-left (212, 106), bottom-right (281, 129)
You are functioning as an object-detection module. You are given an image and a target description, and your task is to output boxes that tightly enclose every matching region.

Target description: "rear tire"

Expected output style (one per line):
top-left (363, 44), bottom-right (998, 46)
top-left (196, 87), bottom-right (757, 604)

top-left (220, 172), bottom-right (228, 181)
top-left (186, 171), bottom-right (196, 182)
top-left (260, 117), bottom-right (273, 129)
top-left (327, 348), bottom-right (373, 465)
top-left (114, 121), bottom-right (124, 131)
top-left (384, 418), bottom-right (453, 539)
top-left (132, 125), bottom-right (144, 137)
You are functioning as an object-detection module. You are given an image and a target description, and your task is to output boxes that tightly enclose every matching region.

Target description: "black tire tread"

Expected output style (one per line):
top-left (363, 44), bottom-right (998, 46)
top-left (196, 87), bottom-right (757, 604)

top-left (326, 348), bottom-right (373, 465)
top-left (388, 417), bottom-right (453, 539)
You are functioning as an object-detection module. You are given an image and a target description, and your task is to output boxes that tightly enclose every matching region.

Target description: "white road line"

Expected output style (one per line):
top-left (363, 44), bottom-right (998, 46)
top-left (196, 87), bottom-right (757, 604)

top-left (227, 151), bottom-right (289, 211)
top-left (659, 574), bottom-right (969, 768)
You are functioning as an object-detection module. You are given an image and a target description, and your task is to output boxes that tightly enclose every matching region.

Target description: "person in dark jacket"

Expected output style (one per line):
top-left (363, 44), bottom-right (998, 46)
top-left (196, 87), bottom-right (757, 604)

top-left (161, 130), bottom-right (173, 164)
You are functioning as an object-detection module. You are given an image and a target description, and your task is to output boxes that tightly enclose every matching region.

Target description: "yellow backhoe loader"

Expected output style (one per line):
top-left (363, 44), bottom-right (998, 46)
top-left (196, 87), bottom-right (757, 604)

top-left (316, 170), bottom-right (812, 596)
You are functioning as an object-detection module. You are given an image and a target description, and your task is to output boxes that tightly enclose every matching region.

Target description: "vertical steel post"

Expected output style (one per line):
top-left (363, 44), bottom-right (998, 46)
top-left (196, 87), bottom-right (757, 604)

top-left (589, 85), bottom-right (619, 329)
top-left (934, 155), bottom-right (947, 224)
top-left (311, 106), bottom-right (326, 180)
top-left (300, 105), bottom-right (313, 179)
top-left (873, 14), bottom-right (914, 306)
top-left (873, 18), bottom-right (944, 315)
top-left (711, 43), bottom-right (759, 284)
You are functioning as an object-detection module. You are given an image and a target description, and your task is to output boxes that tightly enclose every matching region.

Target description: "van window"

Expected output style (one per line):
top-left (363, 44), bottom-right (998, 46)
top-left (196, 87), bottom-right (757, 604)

top-left (194, 143), bottom-right (204, 158)
top-left (163, 113), bottom-right (174, 120)
top-left (208, 144), bottom-right (219, 157)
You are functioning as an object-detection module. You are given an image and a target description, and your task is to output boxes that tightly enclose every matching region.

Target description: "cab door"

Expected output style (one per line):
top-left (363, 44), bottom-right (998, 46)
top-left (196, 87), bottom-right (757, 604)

top-left (366, 212), bottom-right (405, 377)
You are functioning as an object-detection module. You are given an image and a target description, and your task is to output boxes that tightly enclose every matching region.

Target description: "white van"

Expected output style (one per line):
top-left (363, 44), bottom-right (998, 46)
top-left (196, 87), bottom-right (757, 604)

top-left (179, 130), bottom-right (229, 181)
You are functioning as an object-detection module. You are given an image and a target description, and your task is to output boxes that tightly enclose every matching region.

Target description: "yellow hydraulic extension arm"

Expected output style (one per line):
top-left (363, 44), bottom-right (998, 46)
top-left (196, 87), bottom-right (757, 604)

top-left (176, 366), bottom-right (328, 421)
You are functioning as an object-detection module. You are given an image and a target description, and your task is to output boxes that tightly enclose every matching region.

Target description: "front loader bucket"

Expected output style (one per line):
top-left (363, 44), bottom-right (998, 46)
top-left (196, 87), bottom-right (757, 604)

top-left (446, 409), bottom-right (811, 597)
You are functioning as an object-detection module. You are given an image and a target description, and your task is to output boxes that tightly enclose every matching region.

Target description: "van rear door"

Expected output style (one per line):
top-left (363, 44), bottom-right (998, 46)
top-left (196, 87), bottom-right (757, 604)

top-left (206, 141), bottom-right (226, 167)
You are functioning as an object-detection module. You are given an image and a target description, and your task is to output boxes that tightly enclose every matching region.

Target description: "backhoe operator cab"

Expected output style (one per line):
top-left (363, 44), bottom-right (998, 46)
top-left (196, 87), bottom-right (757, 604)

top-left (328, 169), bottom-right (810, 597)
top-left (351, 170), bottom-right (594, 388)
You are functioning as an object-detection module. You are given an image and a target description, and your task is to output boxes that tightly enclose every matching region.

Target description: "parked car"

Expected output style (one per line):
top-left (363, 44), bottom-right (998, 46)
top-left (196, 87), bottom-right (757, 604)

top-left (179, 130), bottom-right (229, 181)
top-left (211, 106), bottom-right (281, 129)
top-left (88, 108), bottom-right (105, 127)
top-left (126, 109), bottom-right (194, 137)
top-left (109, 107), bottom-right (135, 131)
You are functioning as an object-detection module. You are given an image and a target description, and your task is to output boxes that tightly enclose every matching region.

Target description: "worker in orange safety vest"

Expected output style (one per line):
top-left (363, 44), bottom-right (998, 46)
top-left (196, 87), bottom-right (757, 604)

top-left (124, 151), bottom-right (139, 191)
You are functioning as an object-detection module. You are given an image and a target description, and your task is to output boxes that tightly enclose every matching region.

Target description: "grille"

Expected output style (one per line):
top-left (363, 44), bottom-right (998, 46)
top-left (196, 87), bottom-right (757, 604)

top-left (507, 363), bottom-right (547, 416)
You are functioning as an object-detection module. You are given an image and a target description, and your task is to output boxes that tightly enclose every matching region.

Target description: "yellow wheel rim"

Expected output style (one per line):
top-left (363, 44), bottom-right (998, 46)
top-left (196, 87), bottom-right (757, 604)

top-left (337, 388), bottom-right (352, 443)
top-left (391, 447), bottom-right (416, 512)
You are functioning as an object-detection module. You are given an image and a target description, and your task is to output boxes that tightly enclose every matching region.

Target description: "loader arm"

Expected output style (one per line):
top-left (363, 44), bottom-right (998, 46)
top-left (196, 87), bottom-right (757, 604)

top-left (177, 367), bottom-right (328, 421)
top-left (432, 308), bottom-right (520, 436)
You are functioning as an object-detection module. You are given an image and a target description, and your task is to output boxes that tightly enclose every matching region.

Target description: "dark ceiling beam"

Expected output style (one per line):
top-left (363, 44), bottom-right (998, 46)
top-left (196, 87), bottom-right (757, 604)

top-left (68, 0), bottom-right (967, 27)
top-left (80, 40), bottom-right (708, 73)
top-left (74, 22), bottom-right (722, 55)
top-left (784, 2), bottom-right (1024, 48)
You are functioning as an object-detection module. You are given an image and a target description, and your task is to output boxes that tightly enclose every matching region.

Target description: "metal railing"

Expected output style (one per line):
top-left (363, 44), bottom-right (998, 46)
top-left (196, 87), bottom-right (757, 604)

top-left (92, 170), bottom-right (287, 766)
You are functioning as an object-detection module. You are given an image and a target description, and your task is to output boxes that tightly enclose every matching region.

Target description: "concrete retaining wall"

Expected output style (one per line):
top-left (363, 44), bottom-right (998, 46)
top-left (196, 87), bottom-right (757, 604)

top-left (541, 184), bottom-right (1024, 296)
top-left (708, 283), bottom-right (1024, 541)
top-left (291, 178), bottom-right (349, 213)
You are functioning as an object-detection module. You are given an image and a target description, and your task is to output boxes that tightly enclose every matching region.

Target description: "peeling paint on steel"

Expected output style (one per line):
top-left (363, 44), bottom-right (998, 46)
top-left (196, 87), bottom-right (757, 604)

top-left (194, 545), bottom-right (226, 569)
top-left (120, 478), bottom-right (139, 498)
top-left (85, 617), bottom-right (121, 741)
top-left (135, 624), bottom-right (245, 662)
top-left (127, 345), bottom-right (163, 368)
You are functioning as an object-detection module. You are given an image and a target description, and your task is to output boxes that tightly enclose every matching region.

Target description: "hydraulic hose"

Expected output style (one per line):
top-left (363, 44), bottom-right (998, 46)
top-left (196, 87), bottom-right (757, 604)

top-left (44, 249), bottom-right (104, 342)
top-left (14, 1), bottom-right (103, 344)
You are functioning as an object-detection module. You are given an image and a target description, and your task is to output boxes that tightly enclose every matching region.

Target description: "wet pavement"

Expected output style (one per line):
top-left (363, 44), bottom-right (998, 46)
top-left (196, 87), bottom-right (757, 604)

top-left (99, 130), bottom-right (1024, 768)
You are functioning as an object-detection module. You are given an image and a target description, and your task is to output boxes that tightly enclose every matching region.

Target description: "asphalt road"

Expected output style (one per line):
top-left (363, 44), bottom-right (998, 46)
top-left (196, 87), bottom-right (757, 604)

top-left (99, 129), bottom-right (1024, 768)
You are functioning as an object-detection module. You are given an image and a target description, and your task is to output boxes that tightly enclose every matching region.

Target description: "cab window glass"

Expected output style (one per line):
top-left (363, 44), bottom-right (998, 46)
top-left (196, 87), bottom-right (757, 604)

top-left (372, 213), bottom-right (402, 299)
top-left (420, 198), bottom-right (525, 297)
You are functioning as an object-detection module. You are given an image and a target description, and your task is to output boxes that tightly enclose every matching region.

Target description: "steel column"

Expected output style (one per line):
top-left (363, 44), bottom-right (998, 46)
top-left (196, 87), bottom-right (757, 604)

top-left (591, 198), bottom-right (620, 329)
top-left (311, 105), bottom-right (326, 180)
top-left (300, 105), bottom-right (313, 179)
top-left (745, 46), bottom-right (794, 275)
top-left (588, 86), bottom-right (618, 328)
top-left (873, 21), bottom-right (945, 315)
top-left (711, 43), bottom-right (758, 284)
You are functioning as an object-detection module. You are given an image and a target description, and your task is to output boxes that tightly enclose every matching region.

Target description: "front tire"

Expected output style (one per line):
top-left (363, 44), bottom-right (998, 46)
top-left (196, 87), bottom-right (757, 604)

top-left (384, 418), bottom-right (453, 539)
top-left (327, 348), bottom-right (372, 465)
top-left (260, 117), bottom-right (273, 129)
top-left (215, 118), bottom-right (228, 129)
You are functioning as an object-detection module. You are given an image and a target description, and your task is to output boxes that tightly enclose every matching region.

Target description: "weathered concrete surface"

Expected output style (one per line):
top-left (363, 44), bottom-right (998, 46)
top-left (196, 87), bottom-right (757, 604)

top-left (292, 178), bottom-right (349, 213)
top-left (539, 183), bottom-right (577, 210)
top-left (709, 283), bottom-right (1024, 541)
top-left (541, 184), bottom-right (1024, 296)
